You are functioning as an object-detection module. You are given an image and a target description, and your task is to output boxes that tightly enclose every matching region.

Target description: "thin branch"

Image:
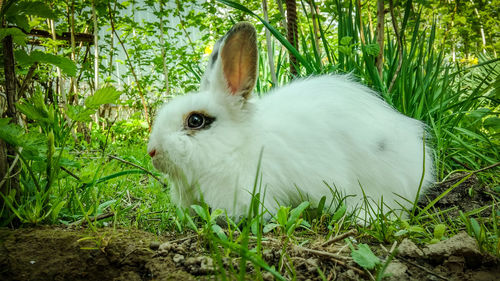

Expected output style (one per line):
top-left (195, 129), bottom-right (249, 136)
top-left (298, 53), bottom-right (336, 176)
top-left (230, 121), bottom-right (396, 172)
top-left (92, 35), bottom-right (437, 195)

top-left (60, 166), bottom-right (81, 181)
top-left (293, 244), bottom-right (367, 276)
top-left (17, 62), bottom-right (38, 99)
top-left (438, 161), bottom-right (500, 184)
top-left (471, 161), bottom-right (500, 174)
top-left (321, 229), bottom-right (358, 247)
top-left (398, 256), bottom-right (449, 280)
top-left (0, 150), bottom-right (21, 188)
top-left (71, 212), bottom-right (115, 226)
top-left (388, 0), bottom-right (403, 93)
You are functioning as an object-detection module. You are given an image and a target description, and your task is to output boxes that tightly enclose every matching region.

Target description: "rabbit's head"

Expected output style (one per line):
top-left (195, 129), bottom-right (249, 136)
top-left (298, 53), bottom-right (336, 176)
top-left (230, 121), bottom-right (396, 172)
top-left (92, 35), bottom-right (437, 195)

top-left (147, 22), bottom-right (258, 182)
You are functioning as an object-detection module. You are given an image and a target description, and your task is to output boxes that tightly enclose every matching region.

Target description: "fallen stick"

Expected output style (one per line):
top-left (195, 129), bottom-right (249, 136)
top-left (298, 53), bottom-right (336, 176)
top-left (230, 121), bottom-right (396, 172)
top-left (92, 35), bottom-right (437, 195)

top-left (321, 229), bottom-right (358, 247)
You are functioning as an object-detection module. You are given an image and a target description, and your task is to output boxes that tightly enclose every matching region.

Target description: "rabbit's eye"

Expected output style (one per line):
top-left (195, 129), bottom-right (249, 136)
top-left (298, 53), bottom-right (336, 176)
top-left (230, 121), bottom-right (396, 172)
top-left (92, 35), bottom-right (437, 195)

top-left (187, 113), bottom-right (205, 129)
top-left (185, 112), bottom-right (215, 131)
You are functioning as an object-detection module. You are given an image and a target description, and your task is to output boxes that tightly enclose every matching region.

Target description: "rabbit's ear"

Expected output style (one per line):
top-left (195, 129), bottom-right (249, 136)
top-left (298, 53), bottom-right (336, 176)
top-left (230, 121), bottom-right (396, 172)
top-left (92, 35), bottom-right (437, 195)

top-left (201, 22), bottom-right (258, 100)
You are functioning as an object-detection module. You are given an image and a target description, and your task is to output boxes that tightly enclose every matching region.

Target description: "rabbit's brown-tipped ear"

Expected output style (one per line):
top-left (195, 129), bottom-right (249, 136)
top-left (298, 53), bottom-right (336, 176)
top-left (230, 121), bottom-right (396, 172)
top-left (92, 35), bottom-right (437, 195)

top-left (221, 22), bottom-right (258, 99)
top-left (201, 22), bottom-right (258, 100)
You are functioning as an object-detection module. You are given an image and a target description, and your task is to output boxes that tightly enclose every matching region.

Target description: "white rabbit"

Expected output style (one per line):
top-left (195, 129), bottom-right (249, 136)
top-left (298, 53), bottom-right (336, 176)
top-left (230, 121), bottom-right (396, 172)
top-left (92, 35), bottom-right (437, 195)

top-left (147, 22), bottom-right (434, 221)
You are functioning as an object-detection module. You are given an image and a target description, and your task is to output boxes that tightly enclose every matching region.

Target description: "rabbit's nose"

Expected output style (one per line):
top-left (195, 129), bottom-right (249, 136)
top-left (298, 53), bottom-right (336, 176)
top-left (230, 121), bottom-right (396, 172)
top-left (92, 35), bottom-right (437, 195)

top-left (148, 149), bottom-right (157, 157)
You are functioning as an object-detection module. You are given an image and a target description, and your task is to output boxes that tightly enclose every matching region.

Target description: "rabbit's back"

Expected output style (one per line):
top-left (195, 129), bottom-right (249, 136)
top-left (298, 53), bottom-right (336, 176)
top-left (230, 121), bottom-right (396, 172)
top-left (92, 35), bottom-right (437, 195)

top-left (252, 75), bottom-right (434, 214)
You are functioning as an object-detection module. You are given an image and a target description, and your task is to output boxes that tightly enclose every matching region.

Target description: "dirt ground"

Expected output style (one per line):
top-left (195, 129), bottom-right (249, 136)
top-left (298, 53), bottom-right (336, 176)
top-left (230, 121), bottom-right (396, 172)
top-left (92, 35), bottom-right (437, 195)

top-left (1, 173), bottom-right (498, 281)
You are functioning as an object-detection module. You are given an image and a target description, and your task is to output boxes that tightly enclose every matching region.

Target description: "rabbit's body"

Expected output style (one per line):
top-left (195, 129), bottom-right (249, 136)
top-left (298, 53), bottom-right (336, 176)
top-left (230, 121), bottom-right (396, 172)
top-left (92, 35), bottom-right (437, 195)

top-left (148, 23), bottom-right (434, 220)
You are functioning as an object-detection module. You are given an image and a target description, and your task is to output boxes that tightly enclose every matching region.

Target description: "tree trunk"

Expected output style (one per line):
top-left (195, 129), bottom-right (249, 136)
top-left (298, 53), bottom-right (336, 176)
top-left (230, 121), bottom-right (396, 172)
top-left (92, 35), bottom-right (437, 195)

top-left (159, 0), bottom-right (170, 94)
top-left (356, 0), bottom-right (365, 45)
top-left (1, 35), bottom-right (21, 215)
top-left (69, 0), bottom-right (78, 103)
top-left (262, 0), bottom-right (277, 86)
top-left (285, 0), bottom-right (299, 77)
top-left (375, 0), bottom-right (385, 79)
top-left (309, 0), bottom-right (321, 57)
top-left (92, 0), bottom-right (99, 91)
top-left (387, 0), bottom-right (403, 93)
top-left (275, 0), bottom-right (288, 34)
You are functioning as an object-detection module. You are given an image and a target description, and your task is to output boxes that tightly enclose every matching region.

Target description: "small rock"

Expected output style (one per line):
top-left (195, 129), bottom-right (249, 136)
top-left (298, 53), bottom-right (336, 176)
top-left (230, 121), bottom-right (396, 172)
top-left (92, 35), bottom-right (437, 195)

top-left (113, 271), bottom-right (142, 281)
top-left (443, 255), bottom-right (465, 273)
top-left (398, 238), bottom-right (423, 258)
top-left (262, 271), bottom-right (274, 281)
top-left (423, 231), bottom-right (482, 266)
top-left (262, 249), bottom-right (274, 261)
top-left (184, 256), bottom-right (214, 274)
top-left (158, 241), bottom-right (186, 255)
top-left (384, 260), bottom-right (409, 281)
top-left (149, 241), bottom-right (161, 250)
top-left (304, 258), bottom-right (318, 273)
top-left (173, 253), bottom-right (184, 263)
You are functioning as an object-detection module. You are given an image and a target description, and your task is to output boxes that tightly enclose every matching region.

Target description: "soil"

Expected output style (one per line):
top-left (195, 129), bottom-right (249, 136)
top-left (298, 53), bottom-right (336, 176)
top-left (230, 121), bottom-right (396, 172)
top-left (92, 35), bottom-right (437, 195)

top-left (1, 173), bottom-right (498, 281)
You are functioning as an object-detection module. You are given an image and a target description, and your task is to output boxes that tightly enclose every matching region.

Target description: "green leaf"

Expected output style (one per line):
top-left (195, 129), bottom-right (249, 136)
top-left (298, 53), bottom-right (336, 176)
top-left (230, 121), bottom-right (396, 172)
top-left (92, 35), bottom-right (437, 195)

top-left (340, 36), bottom-right (352, 46)
top-left (433, 224), bottom-right (446, 240)
top-left (210, 209), bottom-right (224, 223)
top-left (85, 86), bottom-right (122, 109)
top-left (15, 98), bottom-right (49, 124)
top-left (276, 206), bottom-right (289, 226)
top-left (470, 218), bottom-right (481, 239)
top-left (263, 222), bottom-right (280, 233)
top-left (0, 118), bottom-right (24, 146)
top-left (17, 1), bottom-right (56, 19)
top-left (286, 201), bottom-right (309, 229)
top-left (191, 204), bottom-right (209, 222)
top-left (97, 199), bottom-right (117, 213)
top-left (67, 105), bottom-right (95, 122)
top-left (364, 43), bottom-right (380, 56)
top-left (14, 50), bottom-right (77, 76)
top-left (211, 224), bottom-right (228, 241)
top-left (0, 119), bottom-right (47, 158)
top-left (332, 203), bottom-right (346, 221)
top-left (50, 200), bottom-right (67, 223)
top-left (0, 28), bottom-right (27, 46)
top-left (351, 244), bottom-right (381, 270)
top-left (483, 117), bottom-right (500, 131)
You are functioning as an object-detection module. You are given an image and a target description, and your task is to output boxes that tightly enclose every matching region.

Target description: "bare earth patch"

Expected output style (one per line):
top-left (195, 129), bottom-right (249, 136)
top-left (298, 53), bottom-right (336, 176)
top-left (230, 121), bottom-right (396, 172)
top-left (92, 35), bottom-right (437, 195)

top-left (1, 226), bottom-right (498, 280)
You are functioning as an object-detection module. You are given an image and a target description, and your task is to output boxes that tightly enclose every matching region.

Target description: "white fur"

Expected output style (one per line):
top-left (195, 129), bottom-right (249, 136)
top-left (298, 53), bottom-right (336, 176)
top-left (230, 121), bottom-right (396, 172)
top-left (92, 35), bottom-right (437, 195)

top-left (148, 75), bottom-right (434, 219)
top-left (148, 24), bottom-right (434, 221)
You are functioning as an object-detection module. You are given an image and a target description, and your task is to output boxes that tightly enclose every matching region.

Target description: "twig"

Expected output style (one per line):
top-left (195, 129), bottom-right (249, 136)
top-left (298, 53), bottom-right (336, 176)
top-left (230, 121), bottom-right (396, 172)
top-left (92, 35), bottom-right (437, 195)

top-left (18, 62), bottom-right (38, 99)
top-left (259, 236), bottom-right (367, 277)
top-left (471, 161), bottom-right (500, 174)
top-left (398, 256), bottom-right (449, 281)
top-left (321, 229), bottom-right (358, 247)
top-left (438, 161), bottom-right (500, 184)
top-left (296, 245), bottom-right (350, 261)
top-left (60, 166), bottom-right (81, 181)
top-left (294, 245), bottom-right (366, 276)
top-left (71, 212), bottom-right (115, 226)
top-left (0, 151), bottom-right (21, 188)
top-left (108, 155), bottom-right (166, 187)
top-left (164, 234), bottom-right (197, 245)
